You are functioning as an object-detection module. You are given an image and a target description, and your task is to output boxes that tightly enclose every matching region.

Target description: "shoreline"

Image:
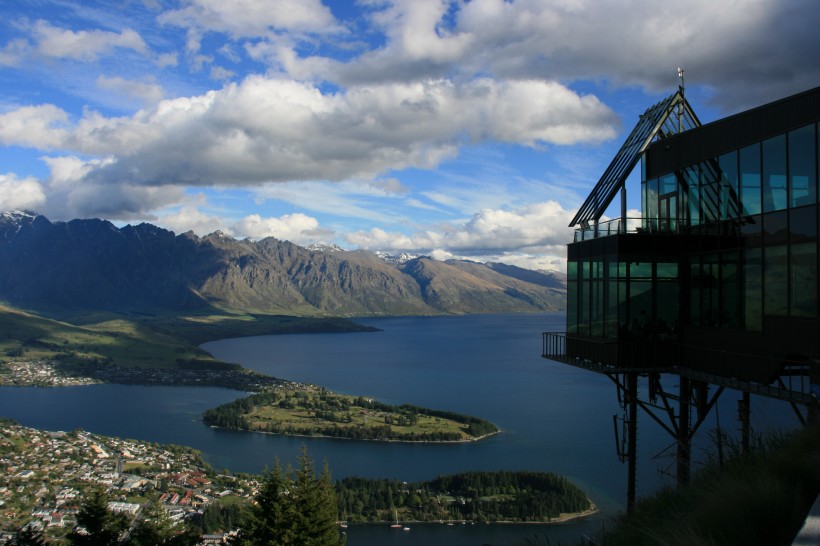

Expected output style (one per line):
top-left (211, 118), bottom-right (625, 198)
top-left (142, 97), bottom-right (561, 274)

top-left (206, 423), bottom-right (503, 444)
top-left (343, 502), bottom-right (599, 526)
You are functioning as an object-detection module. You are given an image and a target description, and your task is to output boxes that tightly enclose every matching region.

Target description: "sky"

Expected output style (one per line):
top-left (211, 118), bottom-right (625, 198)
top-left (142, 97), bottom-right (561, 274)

top-left (0, 0), bottom-right (818, 272)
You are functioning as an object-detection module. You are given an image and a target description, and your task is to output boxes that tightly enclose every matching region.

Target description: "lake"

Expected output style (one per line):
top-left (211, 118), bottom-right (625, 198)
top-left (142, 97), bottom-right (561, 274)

top-left (0, 313), bottom-right (799, 545)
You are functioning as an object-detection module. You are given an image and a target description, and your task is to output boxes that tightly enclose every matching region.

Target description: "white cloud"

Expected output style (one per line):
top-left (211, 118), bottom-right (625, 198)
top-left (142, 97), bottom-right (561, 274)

top-left (154, 52), bottom-right (179, 68)
top-left (346, 200), bottom-right (575, 255)
top-left (0, 76), bottom-right (617, 188)
top-left (0, 173), bottom-right (46, 211)
top-left (31, 20), bottom-right (148, 62)
top-left (233, 212), bottom-right (333, 242)
top-left (159, 0), bottom-right (340, 40)
top-left (0, 39), bottom-right (29, 67)
top-left (97, 75), bottom-right (165, 107)
top-left (36, 156), bottom-right (187, 221)
top-left (155, 205), bottom-right (229, 236)
top-left (0, 105), bottom-right (70, 149)
top-left (327, 0), bottom-right (819, 109)
top-left (209, 65), bottom-right (236, 81)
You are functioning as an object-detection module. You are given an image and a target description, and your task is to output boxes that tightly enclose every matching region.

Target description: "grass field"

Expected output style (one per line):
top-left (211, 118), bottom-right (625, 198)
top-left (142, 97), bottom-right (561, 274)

top-left (244, 389), bottom-right (474, 440)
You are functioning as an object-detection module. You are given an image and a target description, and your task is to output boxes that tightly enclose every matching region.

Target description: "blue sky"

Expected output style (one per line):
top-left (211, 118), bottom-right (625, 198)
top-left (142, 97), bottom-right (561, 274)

top-left (0, 0), bottom-right (818, 272)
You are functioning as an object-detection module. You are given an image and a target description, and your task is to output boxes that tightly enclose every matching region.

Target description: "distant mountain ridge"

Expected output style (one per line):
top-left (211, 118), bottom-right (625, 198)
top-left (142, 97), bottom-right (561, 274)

top-left (0, 211), bottom-right (566, 316)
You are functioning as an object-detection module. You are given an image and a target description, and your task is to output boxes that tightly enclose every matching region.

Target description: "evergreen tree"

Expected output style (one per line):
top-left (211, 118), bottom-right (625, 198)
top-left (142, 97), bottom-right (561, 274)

top-left (232, 459), bottom-right (296, 545)
top-left (67, 490), bottom-right (128, 546)
top-left (3, 525), bottom-right (47, 546)
top-left (126, 501), bottom-right (200, 546)
top-left (291, 450), bottom-right (344, 546)
top-left (232, 447), bottom-right (345, 546)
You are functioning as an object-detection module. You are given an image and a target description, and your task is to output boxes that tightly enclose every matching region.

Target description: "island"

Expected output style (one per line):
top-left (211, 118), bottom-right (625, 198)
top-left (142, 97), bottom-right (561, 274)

top-left (337, 471), bottom-right (596, 525)
top-left (202, 387), bottom-right (500, 442)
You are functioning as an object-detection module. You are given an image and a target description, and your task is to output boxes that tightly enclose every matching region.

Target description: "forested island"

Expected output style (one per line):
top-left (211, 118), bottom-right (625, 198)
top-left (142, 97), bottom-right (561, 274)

top-left (202, 387), bottom-right (499, 442)
top-left (336, 471), bottom-right (595, 524)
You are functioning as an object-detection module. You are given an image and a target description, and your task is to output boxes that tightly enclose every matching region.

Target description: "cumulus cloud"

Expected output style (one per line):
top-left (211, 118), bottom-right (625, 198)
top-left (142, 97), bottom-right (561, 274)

top-left (35, 156), bottom-right (187, 221)
top-left (328, 0), bottom-right (819, 109)
top-left (346, 200), bottom-right (575, 255)
top-left (0, 76), bottom-right (617, 188)
top-left (0, 173), bottom-right (46, 211)
top-left (153, 207), bottom-right (334, 245)
top-left (233, 212), bottom-right (334, 242)
top-left (0, 105), bottom-right (70, 149)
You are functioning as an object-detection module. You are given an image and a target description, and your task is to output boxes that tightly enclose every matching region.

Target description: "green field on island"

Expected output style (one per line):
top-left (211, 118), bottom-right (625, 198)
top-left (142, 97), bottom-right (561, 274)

top-left (203, 388), bottom-right (499, 442)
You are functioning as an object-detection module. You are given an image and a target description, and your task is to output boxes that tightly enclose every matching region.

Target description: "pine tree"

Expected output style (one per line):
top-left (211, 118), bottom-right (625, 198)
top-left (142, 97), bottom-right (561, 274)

top-left (3, 525), bottom-right (47, 546)
top-left (232, 459), bottom-right (296, 545)
top-left (126, 501), bottom-right (199, 546)
top-left (232, 447), bottom-right (345, 546)
top-left (67, 490), bottom-right (128, 546)
top-left (291, 450), bottom-right (344, 546)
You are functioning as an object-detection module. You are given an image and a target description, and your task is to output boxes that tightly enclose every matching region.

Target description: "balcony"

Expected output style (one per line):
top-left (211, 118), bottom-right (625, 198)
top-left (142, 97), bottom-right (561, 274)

top-left (573, 217), bottom-right (686, 242)
top-left (542, 331), bottom-right (818, 405)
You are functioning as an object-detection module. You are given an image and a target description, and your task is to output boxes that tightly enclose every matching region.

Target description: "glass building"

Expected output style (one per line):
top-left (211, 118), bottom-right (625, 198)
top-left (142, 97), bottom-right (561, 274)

top-left (543, 85), bottom-right (820, 510)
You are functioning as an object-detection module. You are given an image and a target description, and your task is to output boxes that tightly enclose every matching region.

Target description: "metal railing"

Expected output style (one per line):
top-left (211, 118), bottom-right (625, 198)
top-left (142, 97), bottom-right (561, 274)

top-left (542, 331), bottom-right (817, 405)
top-left (573, 216), bottom-right (687, 242)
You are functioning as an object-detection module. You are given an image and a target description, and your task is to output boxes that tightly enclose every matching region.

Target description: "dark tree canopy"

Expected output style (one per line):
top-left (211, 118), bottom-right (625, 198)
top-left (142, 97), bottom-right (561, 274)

top-left (232, 447), bottom-right (345, 546)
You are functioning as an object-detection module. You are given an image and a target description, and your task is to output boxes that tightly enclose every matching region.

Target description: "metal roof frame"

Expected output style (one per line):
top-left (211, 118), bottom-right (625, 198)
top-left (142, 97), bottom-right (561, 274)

top-left (569, 89), bottom-right (701, 227)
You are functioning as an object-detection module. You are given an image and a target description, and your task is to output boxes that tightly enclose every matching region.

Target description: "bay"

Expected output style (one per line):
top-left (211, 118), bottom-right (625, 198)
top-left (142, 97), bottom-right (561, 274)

top-left (0, 313), bottom-right (799, 545)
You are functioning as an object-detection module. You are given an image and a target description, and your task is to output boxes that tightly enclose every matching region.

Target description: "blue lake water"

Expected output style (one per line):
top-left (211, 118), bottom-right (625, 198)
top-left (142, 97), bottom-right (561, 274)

top-left (0, 313), bottom-right (799, 545)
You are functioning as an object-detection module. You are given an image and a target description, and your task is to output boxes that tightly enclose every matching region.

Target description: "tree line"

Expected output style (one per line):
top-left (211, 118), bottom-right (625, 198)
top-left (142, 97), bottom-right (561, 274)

top-left (335, 470), bottom-right (592, 524)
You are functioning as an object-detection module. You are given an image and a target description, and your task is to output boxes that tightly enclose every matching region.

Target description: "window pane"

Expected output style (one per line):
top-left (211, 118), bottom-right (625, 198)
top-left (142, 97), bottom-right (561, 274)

top-left (689, 260), bottom-right (700, 326)
top-left (722, 251), bottom-right (741, 328)
top-left (744, 248), bottom-right (762, 330)
top-left (763, 135), bottom-right (788, 212)
top-left (791, 242), bottom-right (817, 317)
top-left (657, 263), bottom-right (678, 278)
top-left (605, 281), bottom-right (619, 338)
top-left (764, 245), bottom-right (788, 316)
top-left (740, 143), bottom-right (761, 215)
top-left (700, 161), bottom-right (719, 223)
top-left (628, 281), bottom-right (652, 338)
top-left (790, 205), bottom-right (818, 240)
top-left (702, 253), bottom-right (720, 326)
top-left (789, 124), bottom-right (817, 207)
top-left (629, 261), bottom-right (651, 278)
top-left (685, 166), bottom-right (700, 226)
top-left (646, 178), bottom-right (659, 230)
top-left (719, 151), bottom-right (740, 220)
top-left (763, 210), bottom-right (788, 245)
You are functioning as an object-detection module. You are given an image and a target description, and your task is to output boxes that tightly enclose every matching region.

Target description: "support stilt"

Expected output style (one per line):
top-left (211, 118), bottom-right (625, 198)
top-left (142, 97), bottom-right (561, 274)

top-left (676, 376), bottom-right (691, 485)
top-left (626, 372), bottom-right (638, 514)
top-left (739, 391), bottom-right (750, 454)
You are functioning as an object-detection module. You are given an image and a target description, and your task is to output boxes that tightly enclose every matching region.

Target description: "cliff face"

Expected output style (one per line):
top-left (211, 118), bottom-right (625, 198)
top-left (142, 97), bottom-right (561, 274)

top-left (0, 212), bottom-right (566, 315)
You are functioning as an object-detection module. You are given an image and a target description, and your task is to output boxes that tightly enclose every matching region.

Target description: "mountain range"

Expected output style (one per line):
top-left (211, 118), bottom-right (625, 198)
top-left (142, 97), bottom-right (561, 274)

top-left (0, 211), bottom-right (566, 316)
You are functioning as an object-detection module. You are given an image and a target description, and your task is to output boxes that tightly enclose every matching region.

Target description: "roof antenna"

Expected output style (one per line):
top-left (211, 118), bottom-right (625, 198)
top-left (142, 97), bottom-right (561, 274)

top-left (677, 67), bottom-right (685, 133)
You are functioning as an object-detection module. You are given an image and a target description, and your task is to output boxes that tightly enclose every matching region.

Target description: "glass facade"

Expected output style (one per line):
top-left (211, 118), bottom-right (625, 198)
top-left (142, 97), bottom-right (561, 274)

top-left (568, 122), bottom-right (819, 339)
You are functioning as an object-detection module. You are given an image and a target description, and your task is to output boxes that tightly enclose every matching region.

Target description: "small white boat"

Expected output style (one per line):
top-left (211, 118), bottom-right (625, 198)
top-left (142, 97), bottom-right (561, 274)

top-left (390, 509), bottom-right (403, 529)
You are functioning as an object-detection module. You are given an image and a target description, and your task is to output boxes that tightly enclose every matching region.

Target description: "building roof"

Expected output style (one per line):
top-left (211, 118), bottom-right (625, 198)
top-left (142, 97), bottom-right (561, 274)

top-left (569, 88), bottom-right (701, 227)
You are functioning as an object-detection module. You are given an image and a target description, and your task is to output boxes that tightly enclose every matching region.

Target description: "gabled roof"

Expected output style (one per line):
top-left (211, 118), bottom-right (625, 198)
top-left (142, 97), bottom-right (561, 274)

top-left (569, 89), bottom-right (701, 227)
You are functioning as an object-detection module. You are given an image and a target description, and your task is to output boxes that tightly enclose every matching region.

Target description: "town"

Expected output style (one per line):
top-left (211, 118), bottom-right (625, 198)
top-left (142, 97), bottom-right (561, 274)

top-left (0, 418), bottom-right (254, 544)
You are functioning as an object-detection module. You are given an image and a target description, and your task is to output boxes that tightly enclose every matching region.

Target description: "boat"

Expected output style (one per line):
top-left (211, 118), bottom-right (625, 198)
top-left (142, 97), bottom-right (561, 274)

top-left (390, 509), bottom-right (403, 529)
